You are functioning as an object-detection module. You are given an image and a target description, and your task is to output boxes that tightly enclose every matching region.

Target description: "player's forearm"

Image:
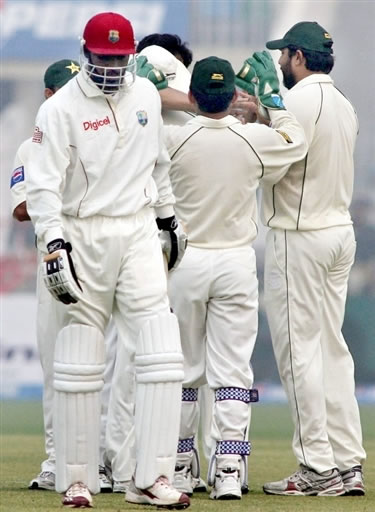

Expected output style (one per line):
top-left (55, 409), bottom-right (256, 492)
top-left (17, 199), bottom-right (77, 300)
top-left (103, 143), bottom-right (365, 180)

top-left (159, 87), bottom-right (195, 113)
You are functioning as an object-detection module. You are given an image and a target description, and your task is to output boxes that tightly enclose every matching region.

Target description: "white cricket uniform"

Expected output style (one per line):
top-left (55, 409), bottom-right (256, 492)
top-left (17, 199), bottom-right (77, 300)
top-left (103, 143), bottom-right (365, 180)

top-left (10, 138), bottom-right (122, 476)
top-left (164, 110), bottom-right (307, 463)
top-left (104, 49), bottom-right (197, 484)
top-left (26, 69), bottom-right (183, 493)
top-left (262, 74), bottom-right (366, 473)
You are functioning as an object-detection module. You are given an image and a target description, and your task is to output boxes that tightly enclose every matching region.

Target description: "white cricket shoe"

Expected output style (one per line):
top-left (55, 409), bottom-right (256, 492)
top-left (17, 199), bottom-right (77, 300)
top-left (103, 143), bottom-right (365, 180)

top-left (263, 466), bottom-right (345, 496)
top-left (341, 465), bottom-right (365, 496)
top-left (99, 465), bottom-right (112, 493)
top-left (126, 476), bottom-right (190, 509)
top-left (174, 463), bottom-right (194, 496)
top-left (62, 482), bottom-right (93, 508)
top-left (210, 461), bottom-right (241, 500)
top-left (28, 471), bottom-right (55, 491)
top-left (113, 480), bottom-right (131, 493)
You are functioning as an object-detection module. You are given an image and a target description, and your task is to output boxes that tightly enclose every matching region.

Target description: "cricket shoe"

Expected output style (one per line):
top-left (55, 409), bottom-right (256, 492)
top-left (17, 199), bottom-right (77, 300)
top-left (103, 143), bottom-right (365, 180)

top-left (192, 476), bottom-right (208, 493)
top-left (99, 465), bottom-right (112, 493)
top-left (28, 471), bottom-right (55, 490)
top-left (210, 461), bottom-right (241, 500)
top-left (113, 480), bottom-right (131, 493)
top-left (125, 476), bottom-right (190, 509)
top-left (62, 482), bottom-right (93, 508)
top-left (173, 463), bottom-right (194, 496)
top-left (341, 465), bottom-right (365, 496)
top-left (263, 465), bottom-right (345, 496)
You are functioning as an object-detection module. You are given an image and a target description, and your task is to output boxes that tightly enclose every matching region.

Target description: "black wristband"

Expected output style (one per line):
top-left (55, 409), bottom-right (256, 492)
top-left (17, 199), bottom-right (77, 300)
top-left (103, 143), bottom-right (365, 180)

top-left (47, 238), bottom-right (66, 254)
top-left (156, 216), bottom-right (178, 232)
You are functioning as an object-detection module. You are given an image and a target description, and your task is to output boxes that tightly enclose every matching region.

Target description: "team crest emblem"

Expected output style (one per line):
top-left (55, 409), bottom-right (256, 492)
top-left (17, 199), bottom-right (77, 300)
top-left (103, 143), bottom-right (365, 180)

top-left (136, 110), bottom-right (148, 127)
top-left (108, 30), bottom-right (120, 43)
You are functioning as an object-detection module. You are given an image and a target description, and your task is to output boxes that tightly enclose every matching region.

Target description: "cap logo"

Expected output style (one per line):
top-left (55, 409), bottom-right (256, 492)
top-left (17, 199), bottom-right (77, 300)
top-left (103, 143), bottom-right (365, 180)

top-left (211, 73), bottom-right (224, 81)
top-left (66, 62), bottom-right (80, 74)
top-left (108, 30), bottom-right (120, 43)
top-left (324, 32), bottom-right (332, 39)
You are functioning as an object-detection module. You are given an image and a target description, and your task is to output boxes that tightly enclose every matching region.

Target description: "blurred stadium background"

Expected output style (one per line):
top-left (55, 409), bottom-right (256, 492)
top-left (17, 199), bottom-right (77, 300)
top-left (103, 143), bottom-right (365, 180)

top-left (1, 0), bottom-right (374, 401)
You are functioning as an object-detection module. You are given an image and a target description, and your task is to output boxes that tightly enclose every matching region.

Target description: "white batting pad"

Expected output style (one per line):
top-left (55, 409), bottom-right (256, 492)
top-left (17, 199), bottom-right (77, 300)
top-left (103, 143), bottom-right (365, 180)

top-left (53, 324), bottom-right (106, 493)
top-left (134, 313), bottom-right (184, 489)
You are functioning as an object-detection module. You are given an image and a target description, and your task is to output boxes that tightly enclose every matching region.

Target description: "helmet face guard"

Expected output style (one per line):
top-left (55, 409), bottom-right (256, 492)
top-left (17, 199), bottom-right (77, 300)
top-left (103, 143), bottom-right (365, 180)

top-left (80, 47), bottom-right (137, 94)
top-left (81, 12), bottom-right (137, 94)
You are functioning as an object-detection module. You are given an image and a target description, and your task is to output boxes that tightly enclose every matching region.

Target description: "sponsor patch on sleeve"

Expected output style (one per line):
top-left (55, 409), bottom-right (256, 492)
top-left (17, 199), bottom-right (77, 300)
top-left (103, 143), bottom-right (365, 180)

top-left (10, 166), bottom-right (25, 188)
top-left (276, 130), bottom-right (293, 143)
top-left (32, 126), bottom-right (43, 143)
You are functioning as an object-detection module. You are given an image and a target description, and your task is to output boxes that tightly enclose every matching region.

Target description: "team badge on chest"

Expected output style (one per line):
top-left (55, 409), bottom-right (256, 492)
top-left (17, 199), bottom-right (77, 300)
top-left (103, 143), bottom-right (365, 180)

top-left (136, 110), bottom-right (148, 127)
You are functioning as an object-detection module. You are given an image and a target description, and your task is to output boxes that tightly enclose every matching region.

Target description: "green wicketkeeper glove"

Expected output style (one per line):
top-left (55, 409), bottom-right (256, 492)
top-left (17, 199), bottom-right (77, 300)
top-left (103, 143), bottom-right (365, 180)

top-left (235, 58), bottom-right (257, 95)
top-left (136, 55), bottom-right (168, 91)
top-left (251, 50), bottom-right (285, 110)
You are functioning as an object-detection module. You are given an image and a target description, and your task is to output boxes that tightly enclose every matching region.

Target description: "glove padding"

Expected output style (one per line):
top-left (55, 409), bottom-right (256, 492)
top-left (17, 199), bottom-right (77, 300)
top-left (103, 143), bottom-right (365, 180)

top-left (136, 55), bottom-right (168, 91)
top-left (249, 51), bottom-right (285, 110)
top-left (156, 216), bottom-right (188, 271)
top-left (235, 58), bottom-right (257, 96)
top-left (43, 238), bottom-right (82, 305)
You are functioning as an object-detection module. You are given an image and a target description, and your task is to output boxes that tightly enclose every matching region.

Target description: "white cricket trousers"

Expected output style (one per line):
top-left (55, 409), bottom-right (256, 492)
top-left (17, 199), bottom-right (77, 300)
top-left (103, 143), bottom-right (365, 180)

top-left (168, 245), bottom-right (258, 443)
top-left (264, 226), bottom-right (366, 473)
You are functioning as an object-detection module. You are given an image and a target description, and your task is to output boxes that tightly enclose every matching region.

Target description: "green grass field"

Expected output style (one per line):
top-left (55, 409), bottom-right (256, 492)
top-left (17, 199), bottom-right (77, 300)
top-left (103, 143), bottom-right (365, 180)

top-left (0, 402), bottom-right (374, 511)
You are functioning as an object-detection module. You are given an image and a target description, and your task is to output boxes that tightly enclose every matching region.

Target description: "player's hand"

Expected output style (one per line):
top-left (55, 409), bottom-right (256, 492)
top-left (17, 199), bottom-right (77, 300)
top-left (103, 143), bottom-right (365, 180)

top-left (230, 91), bottom-right (258, 124)
top-left (43, 238), bottom-right (83, 304)
top-left (156, 216), bottom-right (188, 271)
top-left (136, 55), bottom-right (168, 90)
top-left (235, 58), bottom-right (257, 96)
top-left (250, 51), bottom-right (285, 111)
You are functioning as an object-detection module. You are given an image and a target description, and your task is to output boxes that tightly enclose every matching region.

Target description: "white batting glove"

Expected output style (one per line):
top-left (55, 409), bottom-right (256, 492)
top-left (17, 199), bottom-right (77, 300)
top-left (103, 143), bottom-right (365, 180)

top-left (43, 238), bottom-right (83, 304)
top-left (156, 216), bottom-right (188, 271)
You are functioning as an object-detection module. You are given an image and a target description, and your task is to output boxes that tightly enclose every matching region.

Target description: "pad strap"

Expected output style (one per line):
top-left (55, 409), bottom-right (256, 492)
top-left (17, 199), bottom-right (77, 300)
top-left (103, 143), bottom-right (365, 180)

top-left (182, 388), bottom-right (198, 402)
top-left (215, 440), bottom-right (251, 456)
top-left (215, 387), bottom-right (259, 403)
top-left (177, 437), bottom-right (195, 453)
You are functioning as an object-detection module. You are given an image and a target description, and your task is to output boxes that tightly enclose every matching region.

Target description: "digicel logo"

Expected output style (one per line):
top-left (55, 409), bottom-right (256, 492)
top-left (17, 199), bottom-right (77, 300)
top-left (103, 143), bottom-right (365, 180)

top-left (83, 116), bottom-right (110, 131)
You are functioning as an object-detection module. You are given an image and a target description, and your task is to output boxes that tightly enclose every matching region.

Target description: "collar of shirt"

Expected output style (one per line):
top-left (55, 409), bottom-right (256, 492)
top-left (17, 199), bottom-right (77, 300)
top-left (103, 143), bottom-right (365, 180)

top-left (189, 114), bottom-right (240, 128)
top-left (291, 73), bottom-right (333, 92)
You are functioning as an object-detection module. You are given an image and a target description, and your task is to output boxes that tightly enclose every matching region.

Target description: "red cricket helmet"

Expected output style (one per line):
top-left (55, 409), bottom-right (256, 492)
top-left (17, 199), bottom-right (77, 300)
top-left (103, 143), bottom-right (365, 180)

top-left (83, 12), bottom-right (136, 55)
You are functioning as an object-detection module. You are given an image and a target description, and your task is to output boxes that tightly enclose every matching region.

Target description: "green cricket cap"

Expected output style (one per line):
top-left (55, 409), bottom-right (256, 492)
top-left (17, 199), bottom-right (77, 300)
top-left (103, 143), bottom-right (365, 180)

top-left (44, 59), bottom-right (80, 89)
top-left (190, 56), bottom-right (235, 95)
top-left (266, 21), bottom-right (333, 54)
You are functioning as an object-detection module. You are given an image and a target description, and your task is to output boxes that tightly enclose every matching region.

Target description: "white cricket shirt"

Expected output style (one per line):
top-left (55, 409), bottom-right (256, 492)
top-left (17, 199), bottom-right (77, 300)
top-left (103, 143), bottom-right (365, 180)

top-left (26, 70), bottom-right (175, 246)
top-left (164, 110), bottom-right (307, 249)
top-left (261, 74), bottom-right (358, 230)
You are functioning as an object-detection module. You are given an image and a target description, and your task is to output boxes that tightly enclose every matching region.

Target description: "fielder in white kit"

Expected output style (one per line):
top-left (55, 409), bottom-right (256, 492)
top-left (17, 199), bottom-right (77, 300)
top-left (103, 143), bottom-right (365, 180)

top-left (26, 11), bottom-right (189, 510)
top-left (163, 56), bottom-right (307, 499)
top-left (250, 21), bottom-right (366, 496)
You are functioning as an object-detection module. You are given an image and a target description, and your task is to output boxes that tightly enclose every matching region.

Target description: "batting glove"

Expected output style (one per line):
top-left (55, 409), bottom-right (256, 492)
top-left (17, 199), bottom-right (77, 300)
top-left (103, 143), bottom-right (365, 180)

top-left (156, 216), bottom-right (188, 271)
top-left (43, 238), bottom-right (82, 304)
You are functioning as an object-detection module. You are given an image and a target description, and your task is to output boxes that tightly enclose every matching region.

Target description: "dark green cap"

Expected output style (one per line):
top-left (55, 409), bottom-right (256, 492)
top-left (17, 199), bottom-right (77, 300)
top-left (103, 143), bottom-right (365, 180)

top-left (266, 21), bottom-right (333, 54)
top-left (190, 56), bottom-right (235, 95)
top-left (44, 59), bottom-right (80, 89)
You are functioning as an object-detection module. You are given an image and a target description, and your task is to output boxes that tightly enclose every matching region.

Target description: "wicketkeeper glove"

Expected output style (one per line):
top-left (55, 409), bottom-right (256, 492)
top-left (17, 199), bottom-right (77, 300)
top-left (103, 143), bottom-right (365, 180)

top-left (43, 238), bottom-right (82, 304)
top-left (156, 216), bottom-right (188, 271)
top-left (250, 50), bottom-right (285, 111)
top-left (136, 55), bottom-right (168, 91)
top-left (235, 58), bottom-right (257, 96)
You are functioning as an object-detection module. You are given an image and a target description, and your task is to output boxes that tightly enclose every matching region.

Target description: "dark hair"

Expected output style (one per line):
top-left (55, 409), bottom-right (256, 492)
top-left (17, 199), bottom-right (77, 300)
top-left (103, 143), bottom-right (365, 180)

top-left (287, 45), bottom-right (334, 73)
top-left (190, 87), bottom-right (234, 114)
top-left (136, 33), bottom-right (193, 67)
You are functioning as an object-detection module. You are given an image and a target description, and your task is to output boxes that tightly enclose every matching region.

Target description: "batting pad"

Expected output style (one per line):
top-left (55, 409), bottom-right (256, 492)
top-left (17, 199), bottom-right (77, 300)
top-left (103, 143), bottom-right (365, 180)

top-left (134, 313), bottom-right (184, 489)
top-left (53, 324), bottom-right (106, 493)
